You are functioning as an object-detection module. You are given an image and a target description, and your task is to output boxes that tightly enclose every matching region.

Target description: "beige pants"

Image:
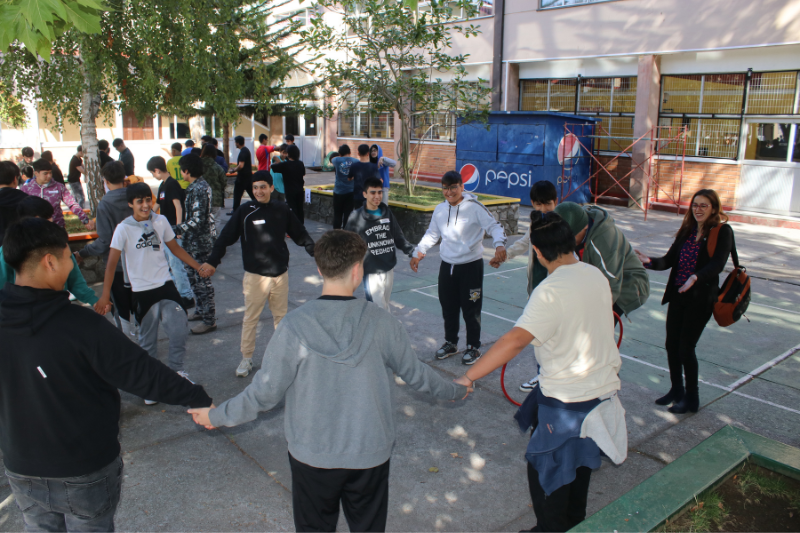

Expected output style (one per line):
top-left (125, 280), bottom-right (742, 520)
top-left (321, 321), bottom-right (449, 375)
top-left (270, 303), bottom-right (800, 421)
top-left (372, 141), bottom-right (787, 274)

top-left (363, 270), bottom-right (394, 310)
top-left (241, 271), bottom-right (289, 359)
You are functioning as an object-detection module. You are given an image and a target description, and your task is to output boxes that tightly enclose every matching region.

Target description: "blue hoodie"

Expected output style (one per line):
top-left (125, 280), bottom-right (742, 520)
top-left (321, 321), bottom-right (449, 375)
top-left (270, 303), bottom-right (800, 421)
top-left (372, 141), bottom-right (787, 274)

top-left (370, 145), bottom-right (391, 188)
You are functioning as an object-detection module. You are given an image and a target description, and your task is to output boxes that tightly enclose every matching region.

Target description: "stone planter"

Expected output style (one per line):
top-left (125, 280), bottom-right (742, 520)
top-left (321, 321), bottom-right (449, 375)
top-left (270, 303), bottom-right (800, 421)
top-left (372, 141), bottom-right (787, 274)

top-left (306, 185), bottom-right (520, 244)
top-left (68, 234), bottom-right (105, 284)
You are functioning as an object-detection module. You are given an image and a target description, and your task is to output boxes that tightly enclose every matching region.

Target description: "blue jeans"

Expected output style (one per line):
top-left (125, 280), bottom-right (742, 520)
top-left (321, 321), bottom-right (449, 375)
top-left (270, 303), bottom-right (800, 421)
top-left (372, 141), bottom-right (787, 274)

top-left (6, 456), bottom-right (123, 532)
top-left (165, 240), bottom-right (194, 300)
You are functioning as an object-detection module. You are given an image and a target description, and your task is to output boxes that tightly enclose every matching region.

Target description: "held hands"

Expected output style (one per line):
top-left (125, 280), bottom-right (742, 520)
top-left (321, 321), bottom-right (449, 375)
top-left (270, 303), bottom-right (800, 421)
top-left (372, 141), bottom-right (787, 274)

top-left (85, 219), bottom-right (96, 231)
top-left (94, 296), bottom-right (112, 315)
top-left (188, 404), bottom-right (217, 430)
top-left (73, 251), bottom-right (83, 265)
top-left (678, 274), bottom-right (697, 294)
top-left (453, 375), bottom-right (475, 400)
top-left (493, 246), bottom-right (507, 264)
top-left (198, 263), bottom-right (216, 278)
top-left (409, 252), bottom-right (425, 273)
top-left (634, 249), bottom-right (651, 266)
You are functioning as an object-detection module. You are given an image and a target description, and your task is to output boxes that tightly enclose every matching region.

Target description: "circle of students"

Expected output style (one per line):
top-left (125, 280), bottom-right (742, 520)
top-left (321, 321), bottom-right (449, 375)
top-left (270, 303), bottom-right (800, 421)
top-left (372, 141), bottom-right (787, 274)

top-left (0, 137), bottom-right (736, 532)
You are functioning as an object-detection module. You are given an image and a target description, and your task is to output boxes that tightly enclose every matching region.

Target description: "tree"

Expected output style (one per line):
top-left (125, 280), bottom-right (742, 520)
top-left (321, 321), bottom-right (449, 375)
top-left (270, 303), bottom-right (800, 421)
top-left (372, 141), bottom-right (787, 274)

top-left (305, 0), bottom-right (490, 195)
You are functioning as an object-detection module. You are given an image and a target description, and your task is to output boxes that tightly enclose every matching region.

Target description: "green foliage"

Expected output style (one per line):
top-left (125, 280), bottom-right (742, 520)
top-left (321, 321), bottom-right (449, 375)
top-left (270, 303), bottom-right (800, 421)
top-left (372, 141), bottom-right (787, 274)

top-left (304, 0), bottom-right (491, 194)
top-left (0, 81), bottom-right (27, 127)
top-left (661, 490), bottom-right (728, 533)
top-left (0, 0), bottom-right (107, 61)
top-left (737, 467), bottom-right (800, 506)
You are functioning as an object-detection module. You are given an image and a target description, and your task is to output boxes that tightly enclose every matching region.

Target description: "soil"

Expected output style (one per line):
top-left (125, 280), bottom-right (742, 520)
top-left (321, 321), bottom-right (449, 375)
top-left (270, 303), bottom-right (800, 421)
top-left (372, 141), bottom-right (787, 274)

top-left (666, 463), bottom-right (800, 532)
top-left (388, 184), bottom-right (495, 206)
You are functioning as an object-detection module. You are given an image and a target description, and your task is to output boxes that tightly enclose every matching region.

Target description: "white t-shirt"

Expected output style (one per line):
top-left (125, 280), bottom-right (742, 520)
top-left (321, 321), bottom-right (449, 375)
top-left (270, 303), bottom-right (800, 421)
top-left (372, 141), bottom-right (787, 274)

top-left (515, 261), bottom-right (621, 403)
top-left (110, 214), bottom-right (176, 292)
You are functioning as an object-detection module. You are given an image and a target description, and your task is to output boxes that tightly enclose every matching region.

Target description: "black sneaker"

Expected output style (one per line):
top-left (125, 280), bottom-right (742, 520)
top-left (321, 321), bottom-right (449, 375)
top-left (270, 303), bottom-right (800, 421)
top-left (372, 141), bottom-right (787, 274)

top-left (462, 345), bottom-right (482, 365)
top-left (435, 341), bottom-right (459, 360)
top-left (182, 297), bottom-right (195, 310)
top-left (226, 211), bottom-right (235, 216)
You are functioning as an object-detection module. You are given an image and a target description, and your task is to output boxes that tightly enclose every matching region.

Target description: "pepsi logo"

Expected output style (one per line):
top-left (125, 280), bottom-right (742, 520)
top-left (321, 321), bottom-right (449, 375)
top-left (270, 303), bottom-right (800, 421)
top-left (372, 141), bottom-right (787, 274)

top-left (557, 133), bottom-right (581, 165)
top-left (460, 164), bottom-right (480, 191)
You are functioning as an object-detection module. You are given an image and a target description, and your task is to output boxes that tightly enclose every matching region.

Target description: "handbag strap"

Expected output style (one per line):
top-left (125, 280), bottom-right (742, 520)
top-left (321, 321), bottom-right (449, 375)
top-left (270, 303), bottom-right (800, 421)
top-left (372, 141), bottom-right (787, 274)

top-left (707, 223), bottom-right (739, 269)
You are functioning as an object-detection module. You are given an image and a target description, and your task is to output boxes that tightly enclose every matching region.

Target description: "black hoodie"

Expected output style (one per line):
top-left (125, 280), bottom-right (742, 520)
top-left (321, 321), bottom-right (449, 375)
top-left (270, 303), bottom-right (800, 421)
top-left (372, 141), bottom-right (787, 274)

top-left (206, 199), bottom-right (315, 277)
top-left (0, 187), bottom-right (28, 247)
top-left (344, 204), bottom-right (415, 274)
top-left (0, 284), bottom-right (212, 478)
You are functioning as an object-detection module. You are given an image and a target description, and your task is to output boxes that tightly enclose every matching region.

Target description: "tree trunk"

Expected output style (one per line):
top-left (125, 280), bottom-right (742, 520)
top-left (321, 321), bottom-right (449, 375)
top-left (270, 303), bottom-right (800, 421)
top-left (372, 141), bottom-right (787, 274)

top-left (397, 111), bottom-right (414, 196)
top-left (79, 44), bottom-right (103, 216)
top-left (222, 122), bottom-right (231, 166)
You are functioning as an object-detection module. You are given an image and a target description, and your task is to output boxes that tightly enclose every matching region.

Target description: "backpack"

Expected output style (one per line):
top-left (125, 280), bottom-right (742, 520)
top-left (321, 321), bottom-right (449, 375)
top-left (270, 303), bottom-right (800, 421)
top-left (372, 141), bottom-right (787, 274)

top-left (707, 224), bottom-right (751, 327)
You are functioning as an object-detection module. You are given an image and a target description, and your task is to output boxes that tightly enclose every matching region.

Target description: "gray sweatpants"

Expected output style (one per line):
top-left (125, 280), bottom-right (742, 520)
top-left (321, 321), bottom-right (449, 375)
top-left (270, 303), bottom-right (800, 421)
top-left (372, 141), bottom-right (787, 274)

top-left (138, 300), bottom-right (188, 371)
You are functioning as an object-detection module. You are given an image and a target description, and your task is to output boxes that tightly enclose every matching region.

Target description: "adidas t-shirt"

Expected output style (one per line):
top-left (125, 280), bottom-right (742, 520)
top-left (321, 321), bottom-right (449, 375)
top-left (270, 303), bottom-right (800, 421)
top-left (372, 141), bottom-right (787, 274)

top-left (110, 214), bottom-right (176, 292)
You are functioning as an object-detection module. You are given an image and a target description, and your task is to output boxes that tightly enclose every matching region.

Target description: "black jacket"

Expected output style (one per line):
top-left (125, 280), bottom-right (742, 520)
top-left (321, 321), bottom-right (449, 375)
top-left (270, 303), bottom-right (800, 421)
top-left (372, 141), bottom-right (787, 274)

top-left (0, 188), bottom-right (28, 247)
top-left (206, 199), bottom-right (314, 277)
top-left (648, 223), bottom-right (734, 308)
top-left (345, 204), bottom-right (415, 274)
top-left (0, 284), bottom-right (212, 478)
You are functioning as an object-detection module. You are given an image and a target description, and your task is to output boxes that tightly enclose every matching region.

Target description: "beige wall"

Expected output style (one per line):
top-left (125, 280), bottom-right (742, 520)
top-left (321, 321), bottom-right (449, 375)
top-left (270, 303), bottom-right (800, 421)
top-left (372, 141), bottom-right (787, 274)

top-left (443, 18), bottom-right (494, 65)
top-left (502, 0), bottom-right (800, 62)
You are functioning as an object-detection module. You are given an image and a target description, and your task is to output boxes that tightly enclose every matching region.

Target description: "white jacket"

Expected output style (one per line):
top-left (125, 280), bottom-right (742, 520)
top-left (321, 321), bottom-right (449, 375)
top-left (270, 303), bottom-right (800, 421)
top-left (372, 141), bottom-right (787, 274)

top-left (415, 193), bottom-right (507, 265)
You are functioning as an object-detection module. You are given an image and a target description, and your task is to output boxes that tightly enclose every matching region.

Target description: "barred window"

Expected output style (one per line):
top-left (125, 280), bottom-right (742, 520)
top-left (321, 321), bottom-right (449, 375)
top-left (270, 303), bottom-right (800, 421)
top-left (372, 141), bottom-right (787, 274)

top-left (747, 72), bottom-right (799, 115)
top-left (660, 74), bottom-right (745, 115)
top-left (540, 0), bottom-right (621, 8)
top-left (338, 98), bottom-right (394, 139)
top-left (657, 117), bottom-right (741, 159)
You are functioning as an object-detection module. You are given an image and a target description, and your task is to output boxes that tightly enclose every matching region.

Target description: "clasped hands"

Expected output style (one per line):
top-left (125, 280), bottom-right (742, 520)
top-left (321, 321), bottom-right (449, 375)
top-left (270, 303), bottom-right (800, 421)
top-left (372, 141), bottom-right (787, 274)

top-left (411, 246), bottom-right (506, 273)
top-left (187, 405), bottom-right (216, 430)
top-left (198, 263), bottom-right (216, 278)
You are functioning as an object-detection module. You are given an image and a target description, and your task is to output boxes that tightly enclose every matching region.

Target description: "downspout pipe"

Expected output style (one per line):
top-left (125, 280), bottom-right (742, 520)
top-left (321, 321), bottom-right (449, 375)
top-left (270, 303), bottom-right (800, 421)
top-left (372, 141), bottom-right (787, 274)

top-left (491, 0), bottom-right (505, 112)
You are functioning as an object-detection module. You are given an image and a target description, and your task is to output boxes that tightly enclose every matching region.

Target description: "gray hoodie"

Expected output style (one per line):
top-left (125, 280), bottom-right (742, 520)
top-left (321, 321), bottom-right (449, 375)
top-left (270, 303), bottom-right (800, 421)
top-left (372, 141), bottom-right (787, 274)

top-left (79, 188), bottom-right (133, 272)
top-left (209, 297), bottom-right (467, 469)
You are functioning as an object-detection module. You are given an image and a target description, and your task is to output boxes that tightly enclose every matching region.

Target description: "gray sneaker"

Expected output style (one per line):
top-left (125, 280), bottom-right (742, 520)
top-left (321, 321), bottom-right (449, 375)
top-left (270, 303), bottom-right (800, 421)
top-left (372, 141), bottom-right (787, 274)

top-left (519, 376), bottom-right (540, 392)
top-left (461, 345), bottom-right (482, 365)
top-left (435, 341), bottom-right (459, 360)
top-left (191, 323), bottom-right (217, 335)
top-left (236, 358), bottom-right (253, 377)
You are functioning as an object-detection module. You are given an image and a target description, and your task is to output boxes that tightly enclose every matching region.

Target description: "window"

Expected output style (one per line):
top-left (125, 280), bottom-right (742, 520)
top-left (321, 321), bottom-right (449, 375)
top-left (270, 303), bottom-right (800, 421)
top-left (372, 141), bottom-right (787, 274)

top-left (204, 116), bottom-right (222, 138)
top-left (410, 110), bottom-right (457, 142)
top-left (338, 98), bottom-right (394, 139)
top-left (122, 110), bottom-right (154, 140)
top-left (540, 0), bottom-right (621, 9)
top-left (747, 72), bottom-right (799, 115)
top-left (417, 0), bottom-right (493, 20)
top-left (743, 122), bottom-right (800, 163)
top-left (285, 115), bottom-right (300, 136)
top-left (275, 9), bottom-right (309, 26)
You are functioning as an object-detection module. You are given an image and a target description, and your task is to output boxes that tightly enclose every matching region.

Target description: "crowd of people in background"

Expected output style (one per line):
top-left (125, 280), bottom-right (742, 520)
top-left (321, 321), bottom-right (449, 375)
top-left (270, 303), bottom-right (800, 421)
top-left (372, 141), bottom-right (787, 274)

top-left (0, 133), bottom-right (738, 532)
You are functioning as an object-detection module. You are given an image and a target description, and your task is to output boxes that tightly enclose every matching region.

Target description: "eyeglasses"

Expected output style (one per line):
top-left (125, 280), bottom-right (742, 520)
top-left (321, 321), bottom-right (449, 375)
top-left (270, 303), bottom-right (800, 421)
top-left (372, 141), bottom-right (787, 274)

top-left (691, 203), bottom-right (711, 210)
top-left (442, 185), bottom-right (461, 192)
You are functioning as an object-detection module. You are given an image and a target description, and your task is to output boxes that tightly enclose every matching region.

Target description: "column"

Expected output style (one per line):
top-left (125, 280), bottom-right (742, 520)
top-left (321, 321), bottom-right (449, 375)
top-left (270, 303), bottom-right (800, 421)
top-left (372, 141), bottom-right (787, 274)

top-left (323, 96), bottom-right (338, 156)
top-left (503, 63), bottom-right (520, 111)
top-left (630, 55), bottom-right (661, 207)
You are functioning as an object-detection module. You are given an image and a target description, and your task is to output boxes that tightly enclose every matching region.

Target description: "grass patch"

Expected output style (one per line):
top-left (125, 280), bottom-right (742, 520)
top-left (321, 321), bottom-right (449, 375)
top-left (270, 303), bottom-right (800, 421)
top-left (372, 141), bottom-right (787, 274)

top-left (737, 466), bottom-right (800, 509)
top-left (388, 184), bottom-right (496, 207)
top-left (64, 214), bottom-right (89, 235)
top-left (662, 491), bottom-right (728, 532)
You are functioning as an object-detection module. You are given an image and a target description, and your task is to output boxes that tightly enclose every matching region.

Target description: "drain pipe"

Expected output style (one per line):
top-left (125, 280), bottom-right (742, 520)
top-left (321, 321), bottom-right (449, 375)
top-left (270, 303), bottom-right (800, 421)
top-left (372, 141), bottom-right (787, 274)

top-left (491, 0), bottom-right (505, 112)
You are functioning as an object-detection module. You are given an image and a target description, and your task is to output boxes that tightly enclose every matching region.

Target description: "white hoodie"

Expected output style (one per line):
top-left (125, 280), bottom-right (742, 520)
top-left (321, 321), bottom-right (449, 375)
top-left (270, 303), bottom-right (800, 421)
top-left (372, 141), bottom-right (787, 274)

top-left (415, 192), bottom-right (507, 265)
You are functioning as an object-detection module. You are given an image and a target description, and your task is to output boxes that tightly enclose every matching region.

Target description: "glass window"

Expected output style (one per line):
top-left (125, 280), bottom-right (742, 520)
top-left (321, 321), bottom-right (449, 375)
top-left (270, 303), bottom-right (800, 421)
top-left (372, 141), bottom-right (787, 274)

top-left (285, 115), bottom-right (300, 136)
top-left (743, 122), bottom-right (792, 162)
top-left (304, 114), bottom-right (317, 136)
top-left (338, 98), bottom-right (394, 139)
top-left (520, 80), bottom-right (550, 111)
top-left (747, 72), bottom-right (798, 115)
top-left (701, 74), bottom-right (746, 114)
top-left (540, 0), bottom-right (620, 8)
top-left (658, 117), bottom-right (740, 159)
top-left (122, 110), bottom-right (154, 141)
top-left (661, 75), bottom-right (703, 114)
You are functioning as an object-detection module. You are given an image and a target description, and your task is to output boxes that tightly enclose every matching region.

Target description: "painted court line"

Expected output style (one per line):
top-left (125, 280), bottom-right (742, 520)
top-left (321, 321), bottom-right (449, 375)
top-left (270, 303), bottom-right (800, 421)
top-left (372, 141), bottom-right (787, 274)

top-left (725, 342), bottom-right (800, 390)
top-left (649, 280), bottom-right (799, 315)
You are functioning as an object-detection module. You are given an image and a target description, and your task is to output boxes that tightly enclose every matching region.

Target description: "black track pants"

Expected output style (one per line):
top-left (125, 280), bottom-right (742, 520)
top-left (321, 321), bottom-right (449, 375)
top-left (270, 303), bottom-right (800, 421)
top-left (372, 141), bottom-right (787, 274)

top-left (438, 258), bottom-right (483, 348)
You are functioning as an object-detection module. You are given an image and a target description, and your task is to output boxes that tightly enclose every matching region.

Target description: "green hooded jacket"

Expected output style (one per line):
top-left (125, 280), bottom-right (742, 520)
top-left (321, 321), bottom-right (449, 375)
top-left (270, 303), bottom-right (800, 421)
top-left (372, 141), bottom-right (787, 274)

top-left (581, 205), bottom-right (650, 315)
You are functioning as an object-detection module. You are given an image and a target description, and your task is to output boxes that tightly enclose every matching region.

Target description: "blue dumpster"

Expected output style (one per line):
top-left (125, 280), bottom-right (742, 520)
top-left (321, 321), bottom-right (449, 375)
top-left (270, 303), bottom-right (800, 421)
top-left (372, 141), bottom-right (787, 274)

top-left (456, 112), bottom-right (598, 206)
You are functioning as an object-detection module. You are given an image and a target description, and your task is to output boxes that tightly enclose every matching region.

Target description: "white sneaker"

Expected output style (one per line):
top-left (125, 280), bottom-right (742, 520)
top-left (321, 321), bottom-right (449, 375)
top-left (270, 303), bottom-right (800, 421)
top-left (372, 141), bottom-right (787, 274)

top-left (236, 358), bottom-right (253, 377)
top-left (144, 399), bottom-right (158, 405)
top-left (177, 370), bottom-right (194, 384)
top-left (519, 376), bottom-right (540, 392)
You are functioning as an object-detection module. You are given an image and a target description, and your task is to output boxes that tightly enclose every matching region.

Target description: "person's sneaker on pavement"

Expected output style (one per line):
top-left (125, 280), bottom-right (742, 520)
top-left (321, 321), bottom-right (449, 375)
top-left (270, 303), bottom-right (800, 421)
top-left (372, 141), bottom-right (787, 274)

top-left (462, 345), bottom-right (481, 365)
top-left (435, 341), bottom-right (459, 360)
top-left (188, 312), bottom-right (202, 321)
top-left (191, 322), bottom-right (217, 335)
top-left (519, 375), bottom-right (540, 392)
top-left (144, 399), bottom-right (158, 405)
top-left (236, 358), bottom-right (253, 377)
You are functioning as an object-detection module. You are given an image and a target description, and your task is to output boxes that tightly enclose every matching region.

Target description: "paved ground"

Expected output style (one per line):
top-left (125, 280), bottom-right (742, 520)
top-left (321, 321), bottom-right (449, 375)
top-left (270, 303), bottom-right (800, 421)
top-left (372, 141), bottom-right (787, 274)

top-left (2, 172), bottom-right (799, 531)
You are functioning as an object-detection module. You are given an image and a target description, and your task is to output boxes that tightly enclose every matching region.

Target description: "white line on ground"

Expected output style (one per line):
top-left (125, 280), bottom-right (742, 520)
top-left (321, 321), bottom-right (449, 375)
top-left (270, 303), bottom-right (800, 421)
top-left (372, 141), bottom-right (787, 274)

top-left (410, 289), bottom-right (518, 324)
top-left (409, 266), bottom-right (526, 293)
top-left (649, 280), bottom-right (799, 315)
top-left (0, 494), bottom-right (14, 512)
top-left (725, 342), bottom-right (800, 390)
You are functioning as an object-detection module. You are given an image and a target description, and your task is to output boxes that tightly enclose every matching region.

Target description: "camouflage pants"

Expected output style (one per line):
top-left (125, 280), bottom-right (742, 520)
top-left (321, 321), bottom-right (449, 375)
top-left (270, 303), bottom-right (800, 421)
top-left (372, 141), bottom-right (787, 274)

top-left (185, 252), bottom-right (216, 326)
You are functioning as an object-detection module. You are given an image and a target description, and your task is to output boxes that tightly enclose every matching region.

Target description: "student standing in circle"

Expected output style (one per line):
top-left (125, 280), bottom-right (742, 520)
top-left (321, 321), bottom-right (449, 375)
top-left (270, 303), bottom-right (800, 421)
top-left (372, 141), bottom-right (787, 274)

top-left (635, 189), bottom-right (733, 414)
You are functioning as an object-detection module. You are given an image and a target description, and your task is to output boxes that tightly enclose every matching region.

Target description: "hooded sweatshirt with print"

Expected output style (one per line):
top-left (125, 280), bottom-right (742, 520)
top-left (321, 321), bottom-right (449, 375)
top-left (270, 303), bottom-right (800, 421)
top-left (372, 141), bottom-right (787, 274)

top-left (345, 203), bottom-right (415, 274)
top-left (415, 192), bottom-right (507, 265)
top-left (20, 179), bottom-right (88, 228)
top-left (208, 297), bottom-right (467, 469)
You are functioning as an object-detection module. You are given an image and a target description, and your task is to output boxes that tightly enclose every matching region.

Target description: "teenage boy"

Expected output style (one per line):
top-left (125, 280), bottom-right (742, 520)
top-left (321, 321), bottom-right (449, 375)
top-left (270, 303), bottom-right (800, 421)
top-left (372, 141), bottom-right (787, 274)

top-left (454, 211), bottom-right (626, 533)
top-left (1, 197), bottom-right (98, 306)
top-left (0, 161), bottom-right (26, 246)
top-left (271, 144), bottom-right (306, 224)
top-left (188, 229), bottom-right (469, 532)
top-left (0, 217), bottom-right (213, 532)
top-left (410, 170), bottom-right (507, 365)
top-left (76, 162), bottom-right (135, 336)
top-left (230, 135), bottom-right (254, 214)
top-left (18, 146), bottom-right (34, 179)
top-left (67, 145), bottom-right (86, 208)
top-left (112, 138), bottom-right (135, 176)
top-left (201, 171), bottom-right (315, 377)
top-left (167, 142), bottom-right (189, 189)
top-left (270, 153), bottom-right (286, 202)
top-left (182, 139), bottom-right (195, 156)
top-left (490, 180), bottom-right (558, 392)
top-left (94, 182), bottom-right (210, 404)
top-left (40, 151), bottom-right (65, 184)
top-left (284, 134), bottom-right (295, 145)
top-left (255, 133), bottom-right (279, 171)
top-left (21, 159), bottom-right (95, 231)
top-left (200, 144), bottom-right (228, 217)
top-left (98, 139), bottom-right (114, 169)
top-left (147, 156), bottom-right (195, 308)
top-left (331, 144), bottom-right (358, 229)
top-left (345, 177), bottom-right (414, 310)
top-left (347, 144), bottom-right (379, 209)
top-left (174, 154), bottom-right (218, 334)
top-left (554, 201), bottom-right (650, 319)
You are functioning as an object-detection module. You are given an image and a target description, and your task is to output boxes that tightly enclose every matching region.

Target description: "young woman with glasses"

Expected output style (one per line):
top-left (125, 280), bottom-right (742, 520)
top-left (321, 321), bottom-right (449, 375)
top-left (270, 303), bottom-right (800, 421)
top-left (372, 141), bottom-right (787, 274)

top-left (634, 189), bottom-right (734, 414)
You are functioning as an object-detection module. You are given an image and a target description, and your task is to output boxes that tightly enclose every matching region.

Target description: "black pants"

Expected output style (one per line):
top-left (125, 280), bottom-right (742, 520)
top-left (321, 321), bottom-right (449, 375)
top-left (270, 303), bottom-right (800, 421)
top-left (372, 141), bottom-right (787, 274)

top-left (289, 453), bottom-right (390, 532)
top-left (438, 259), bottom-right (483, 348)
top-left (111, 270), bottom-right (132, 322)
top-left (233, 178), bottom-right (254, 211)
top-left (286, 190), bottom-right (305, 224)
top-left (332, 192), bottom-right (354, 230)
top-left (665, 291), bottom-right (713, 393)
top-left (527, 462), bottom-right (592, 532)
